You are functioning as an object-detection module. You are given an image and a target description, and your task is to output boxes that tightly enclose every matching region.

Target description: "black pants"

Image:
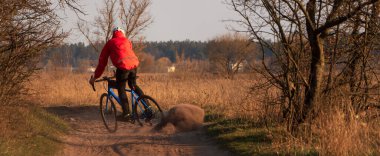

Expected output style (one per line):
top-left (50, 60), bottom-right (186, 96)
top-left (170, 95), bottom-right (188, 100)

top-left (116, 68), bottom-right (144, 114)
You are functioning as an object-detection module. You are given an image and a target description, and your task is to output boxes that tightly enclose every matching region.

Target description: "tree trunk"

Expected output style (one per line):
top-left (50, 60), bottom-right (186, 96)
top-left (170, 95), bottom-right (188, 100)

top-left (303, 35), bottom-right (324, 122)
top-left (298, 0), bottom-right (325, 124)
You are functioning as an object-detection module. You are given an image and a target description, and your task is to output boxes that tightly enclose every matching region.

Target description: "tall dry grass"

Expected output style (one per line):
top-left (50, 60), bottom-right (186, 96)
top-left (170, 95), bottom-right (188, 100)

top-left (314, 108), bottom-right (380, 155)
top-left (28, 70), bottom-right (264, 119)
top-left (271, 106), bottom-right (380, 155)
top-left (27, 70), bottom-right (380, 155)
top-left (28, 71), bottom-right (102, 106)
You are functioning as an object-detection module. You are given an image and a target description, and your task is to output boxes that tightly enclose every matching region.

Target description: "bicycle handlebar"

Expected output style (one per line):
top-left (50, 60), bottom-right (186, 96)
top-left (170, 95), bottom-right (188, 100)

top-left (91, 76), bottom-right (115, 91)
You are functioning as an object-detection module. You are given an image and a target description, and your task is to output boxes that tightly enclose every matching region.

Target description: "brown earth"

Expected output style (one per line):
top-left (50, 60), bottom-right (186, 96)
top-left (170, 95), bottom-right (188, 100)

top-left (45, 106), bottom-right (232, 156)
top-left (155, 104), bottom-right (205, 132)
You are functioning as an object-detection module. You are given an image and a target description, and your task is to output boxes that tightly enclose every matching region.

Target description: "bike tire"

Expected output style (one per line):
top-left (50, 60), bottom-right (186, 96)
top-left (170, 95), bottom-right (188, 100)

top-left (133, 95), bottom-right (164, 126)
top-left (100, 93), bottom-right (118, 133)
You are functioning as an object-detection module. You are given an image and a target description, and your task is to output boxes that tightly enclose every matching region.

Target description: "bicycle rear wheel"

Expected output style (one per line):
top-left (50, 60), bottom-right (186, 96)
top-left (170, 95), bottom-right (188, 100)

top-left (133, 95), bottom-right (163, 126)
top-left (100, 93), bottom-right (117, 132)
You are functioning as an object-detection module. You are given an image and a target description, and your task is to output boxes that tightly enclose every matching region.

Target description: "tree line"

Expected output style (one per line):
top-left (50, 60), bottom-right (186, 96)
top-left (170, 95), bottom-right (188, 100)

top-left (42, 37), bottom-right (258, 76)
top-left (43, 40), bottom-right (207, 68)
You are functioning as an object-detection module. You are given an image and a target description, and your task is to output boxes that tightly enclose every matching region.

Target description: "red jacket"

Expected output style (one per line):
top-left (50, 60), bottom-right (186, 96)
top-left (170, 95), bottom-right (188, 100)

top-left (94, 31), bottom-right (139, 79)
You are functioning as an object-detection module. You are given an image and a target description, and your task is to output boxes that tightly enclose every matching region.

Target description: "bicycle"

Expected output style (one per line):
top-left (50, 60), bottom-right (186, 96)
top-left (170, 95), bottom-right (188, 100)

top-left (91, 76), bottom-right (163, 133)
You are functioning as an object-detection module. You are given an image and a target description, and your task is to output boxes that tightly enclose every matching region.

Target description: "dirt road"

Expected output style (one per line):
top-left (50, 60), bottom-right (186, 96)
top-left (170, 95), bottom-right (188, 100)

top-left (46, 106), bottom-right (231, 156)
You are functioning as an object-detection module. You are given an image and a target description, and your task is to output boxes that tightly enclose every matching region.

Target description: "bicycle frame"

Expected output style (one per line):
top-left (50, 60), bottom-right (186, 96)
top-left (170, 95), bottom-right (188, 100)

top-left (104, 85), bottom-right (149, 117)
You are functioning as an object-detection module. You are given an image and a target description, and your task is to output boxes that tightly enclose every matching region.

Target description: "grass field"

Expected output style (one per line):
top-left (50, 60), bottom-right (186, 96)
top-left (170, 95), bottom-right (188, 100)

top-left (28, 71), bottom-right (263, 119)
top-left (18, 70), bottom-right (379, 155)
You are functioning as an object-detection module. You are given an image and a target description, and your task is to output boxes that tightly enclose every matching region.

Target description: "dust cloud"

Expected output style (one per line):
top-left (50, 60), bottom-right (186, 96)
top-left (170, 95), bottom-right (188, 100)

top-left (154, 103), bottom-right (205, 132)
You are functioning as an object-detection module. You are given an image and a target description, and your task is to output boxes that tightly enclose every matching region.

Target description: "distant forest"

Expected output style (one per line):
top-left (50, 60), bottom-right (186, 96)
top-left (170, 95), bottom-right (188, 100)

top-left (42, 40), bottom-right (208, 68)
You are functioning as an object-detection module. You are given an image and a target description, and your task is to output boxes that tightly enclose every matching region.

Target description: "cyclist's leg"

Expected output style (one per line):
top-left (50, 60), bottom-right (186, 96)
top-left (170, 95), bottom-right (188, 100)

top-left (116, 69), bottom-right (130, 116)
top-left (128, 68), bottom-right (151, 112)
top-left (127, 68), bottom-right (144, 96)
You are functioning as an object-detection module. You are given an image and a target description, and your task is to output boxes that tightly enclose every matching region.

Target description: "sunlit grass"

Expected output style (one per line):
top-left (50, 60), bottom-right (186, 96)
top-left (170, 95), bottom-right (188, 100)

top-left (0, 106), bottom-right (69, 156)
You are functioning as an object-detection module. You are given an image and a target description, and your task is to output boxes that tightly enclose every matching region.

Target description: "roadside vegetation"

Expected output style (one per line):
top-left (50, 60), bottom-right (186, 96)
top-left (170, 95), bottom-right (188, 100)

top-left (0, 105), bottom-right (69, 156)
top-left (0, 0), bottom-right (78, 155)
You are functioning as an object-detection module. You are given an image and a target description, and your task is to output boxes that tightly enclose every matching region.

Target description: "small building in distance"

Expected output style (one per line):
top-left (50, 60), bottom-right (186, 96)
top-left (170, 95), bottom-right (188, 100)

top-left (167, 65), bottom-right (176, 73)
top-left (87, 67), bottom-right (95, 73)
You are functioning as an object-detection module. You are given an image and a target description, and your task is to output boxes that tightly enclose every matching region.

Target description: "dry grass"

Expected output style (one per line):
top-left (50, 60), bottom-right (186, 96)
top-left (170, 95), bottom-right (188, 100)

top-left (28, 71), bottom-right (102, 106)
top-left (314, 109), bottom-right (380, 155)
top-left (0, 105), bottom-right (68, 155)
top-left (26, 70), bottom-right (380, 155)
top-left (28, 71), bottom-right (263, 119)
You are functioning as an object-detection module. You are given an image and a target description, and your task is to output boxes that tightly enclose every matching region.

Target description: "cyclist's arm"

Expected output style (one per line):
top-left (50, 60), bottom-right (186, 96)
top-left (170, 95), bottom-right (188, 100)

top-left (94, 42), bottom-right (111, 79)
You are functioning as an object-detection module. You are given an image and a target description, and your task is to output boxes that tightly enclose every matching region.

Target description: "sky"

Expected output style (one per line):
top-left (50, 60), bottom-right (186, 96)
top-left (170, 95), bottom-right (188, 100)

top-left (61, 0), bottom-right (241, 43)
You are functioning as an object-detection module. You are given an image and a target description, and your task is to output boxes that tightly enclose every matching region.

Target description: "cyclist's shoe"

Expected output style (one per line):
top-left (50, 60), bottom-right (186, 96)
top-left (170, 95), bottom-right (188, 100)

top-left (143, 108), bottom-right (153, 120)
top-left (116, 113), bottom-right (131, 122)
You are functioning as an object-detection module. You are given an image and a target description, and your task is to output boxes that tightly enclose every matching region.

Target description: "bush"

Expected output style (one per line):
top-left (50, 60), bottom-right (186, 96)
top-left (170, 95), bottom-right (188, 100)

top-left (0, 0), bottom-right (65, 105)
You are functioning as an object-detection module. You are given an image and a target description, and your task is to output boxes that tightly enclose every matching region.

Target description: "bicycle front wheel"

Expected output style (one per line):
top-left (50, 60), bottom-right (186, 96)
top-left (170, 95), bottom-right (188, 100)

top-left (133, 95), bottom-right (163, 126)
top-left (100, 93), bottom-right (117, 133)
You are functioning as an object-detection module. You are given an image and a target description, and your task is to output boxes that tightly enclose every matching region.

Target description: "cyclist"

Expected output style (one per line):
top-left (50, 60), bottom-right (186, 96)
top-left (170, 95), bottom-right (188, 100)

top-left (89, 27), bottom-right (144, 121)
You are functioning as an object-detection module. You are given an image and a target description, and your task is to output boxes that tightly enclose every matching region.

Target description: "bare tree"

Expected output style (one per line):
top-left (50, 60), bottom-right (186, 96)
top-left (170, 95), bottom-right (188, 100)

top-left (77, 0), bottom-right (117, 52)
top-left (206, 33), bottom-right (255, 79)
top-left (137, 52), bottom-right (155, 72)
top-left (119, 0), bottom-right (153, 39)
top-left (344, 0), bottom-right (376, 118)
top-left (0, 0), bottom-right (70, 105)
top-left (78, 0), bottom-right (152, 53)
top-left (59, 0), bottom-right (86, 15)
top-left (228, 0), bottom-right (380, 132)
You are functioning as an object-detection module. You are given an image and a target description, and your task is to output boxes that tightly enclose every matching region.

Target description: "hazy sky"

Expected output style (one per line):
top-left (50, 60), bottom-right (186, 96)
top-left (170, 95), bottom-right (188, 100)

top-left (62, 0), bottom-right (241, 43)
